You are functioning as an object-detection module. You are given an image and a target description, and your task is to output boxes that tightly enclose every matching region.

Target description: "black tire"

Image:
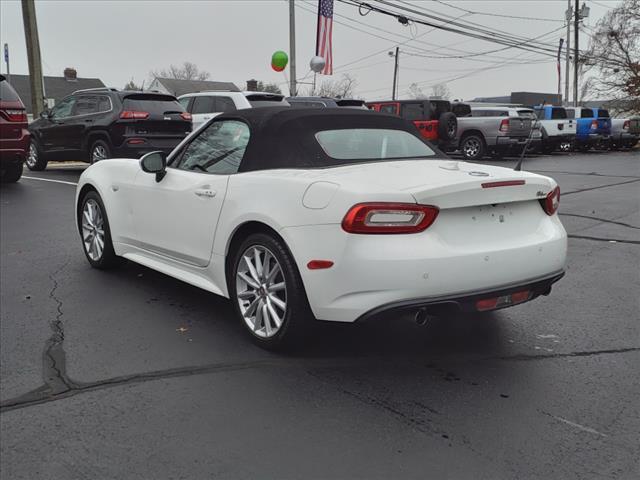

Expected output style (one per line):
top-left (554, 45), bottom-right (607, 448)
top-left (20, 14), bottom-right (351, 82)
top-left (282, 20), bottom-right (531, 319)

top-left (1, 161), bottom-right (23, 183)
top-left (578, 143), bottom-right (591, 153)
top-left (541, 143), bottom-right (556, 155)
top-left (460, 134), bottom-right (486, 160)
top-left (78, 190), bottom-right (121, 269)
top-left (229, 232), bottom-right (314, 351)
top-left (88, 139), bottom-right (112, 164)
top-left (26, 139), bottom-right (48, 171)
top-left (438, 112), bottom-right (457, 142)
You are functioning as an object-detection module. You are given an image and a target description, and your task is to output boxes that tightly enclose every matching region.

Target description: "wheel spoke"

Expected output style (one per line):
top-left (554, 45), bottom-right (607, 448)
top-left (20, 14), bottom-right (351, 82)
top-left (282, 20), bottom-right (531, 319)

top-left (268, 282), bottom-right (285, 293)
top-left (238, 271), bottom-right (259, 289)
top-left (265, 262), bottom-right (280, 284)
top-left (268, 294), bottom-right (286, 311)
top-left (262, 250), bottom-right (272, 282)
top-left (253, 248), bottom-right (263, 279)
top-left (266, 298), bottom-right (282, 328)
top-left (244, 255), bottom-right (261, 284)
top-left (243, 297), bottom-right (260, 319)
top-left (262, 303), bottom-right (272, 336)
top-left (253, 299), bottom-right (264, 331)
top-left (238, 289), bottom-right (256, 300)
top-left (83, 210), bottom-right (94, 227)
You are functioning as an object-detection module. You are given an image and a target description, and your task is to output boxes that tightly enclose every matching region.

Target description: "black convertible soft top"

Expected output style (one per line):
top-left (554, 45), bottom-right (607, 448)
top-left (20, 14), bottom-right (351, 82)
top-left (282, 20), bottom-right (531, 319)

top-left (209, 107), bottom-right (445, 172)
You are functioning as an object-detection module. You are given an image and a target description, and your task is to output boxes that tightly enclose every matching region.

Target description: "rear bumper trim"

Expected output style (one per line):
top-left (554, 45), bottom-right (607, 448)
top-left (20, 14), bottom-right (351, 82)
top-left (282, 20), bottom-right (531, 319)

top-left (354, 270), bottom-right (565, 322)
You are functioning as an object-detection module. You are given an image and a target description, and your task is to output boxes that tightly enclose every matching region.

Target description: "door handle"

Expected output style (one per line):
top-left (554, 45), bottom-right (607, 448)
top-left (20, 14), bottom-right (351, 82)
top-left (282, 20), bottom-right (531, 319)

top-left (194, 188), bottom-right (216, 198)
top-left (85, 119), bottom-right (94, 123)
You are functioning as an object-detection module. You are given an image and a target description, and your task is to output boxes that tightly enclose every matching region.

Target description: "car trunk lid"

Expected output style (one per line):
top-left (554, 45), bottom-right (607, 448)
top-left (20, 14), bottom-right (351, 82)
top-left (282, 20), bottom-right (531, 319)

top-left (121, 94), bottom-right (192, 137)
top-left (507, 116), bottom-right (532, 137)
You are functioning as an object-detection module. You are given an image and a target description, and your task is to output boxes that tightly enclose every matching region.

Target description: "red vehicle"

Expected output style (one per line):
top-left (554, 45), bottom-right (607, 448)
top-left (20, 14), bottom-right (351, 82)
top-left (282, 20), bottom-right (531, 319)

top-left (0, 75), bottom-right (29, 183)
top-left (365, 99), bottom-right (457, 149)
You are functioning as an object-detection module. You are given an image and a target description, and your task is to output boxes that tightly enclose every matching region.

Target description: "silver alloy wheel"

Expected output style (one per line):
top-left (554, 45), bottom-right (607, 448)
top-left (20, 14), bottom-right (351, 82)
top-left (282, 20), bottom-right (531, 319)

top-left (463, 138), bottom-right (480, 158)
top-left (81, 199), bottom-right (105, 261)
top-left (559, 141), bottom-right (571, 152)
top-left (27, 143), bottom-right (38, 168)
top-left (235, 245), bottom-right (287, 338)
top-left (91, 144), bottom-right (108, 163)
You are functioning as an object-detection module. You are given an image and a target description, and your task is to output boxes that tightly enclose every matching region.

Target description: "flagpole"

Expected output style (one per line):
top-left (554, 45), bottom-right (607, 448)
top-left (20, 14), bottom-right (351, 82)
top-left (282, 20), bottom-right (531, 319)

top-left (289, 0), bottom-right (297, 97)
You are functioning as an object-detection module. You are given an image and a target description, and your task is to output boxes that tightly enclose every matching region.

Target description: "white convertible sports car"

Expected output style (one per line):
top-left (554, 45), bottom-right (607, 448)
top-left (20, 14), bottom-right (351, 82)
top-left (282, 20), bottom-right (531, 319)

top-left (75, 108), bottom-right (567, 349)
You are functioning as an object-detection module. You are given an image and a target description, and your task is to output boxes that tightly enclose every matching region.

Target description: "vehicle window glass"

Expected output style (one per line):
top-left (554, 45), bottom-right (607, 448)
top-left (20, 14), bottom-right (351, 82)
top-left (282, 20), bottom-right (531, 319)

top-left (74, 96), bottom-right (99, 116)
top-left (566, 109), bottom-right (575, 119)
top-left (533, 108), bottom-right (545, 119)
top-left (315, 128), bottom-right (436, 160)
top-left (379, 104), bottom-right (398, 115)
top-left (452, 104), bottom-right (471, 118)
top-left (192, 96), bottom-right (216, 114)
top-left (598, 109), bottom-right (610, 118)
top-left (401, 102), bottom-right (424, 121)
top-left (245, 94), bottom-right (285, 108)
top-left (51, 96), bottom-right (76, 118)
top-left (214, 96), bottom-right (237, 113)
top-left (471, 110), bottom-right (486, 117)
top-left (517, 110), bottom-right (535, 119)
top-left (96, 96), bottom-right (111, 113)
top-left (122, 95), bottom-right (184, 115)
top-left (178, 97), bottom-right (191, 111)
top-left (177, 120), bottom-right (249, 174)
top-left (430, 101), bottom-right (449, 118)
top-left (581, 109), bottom-right (594, 118)
top-left (0, 80), bottom-right (21, 102)
top-left (551, 108), bottom-right (567, 119)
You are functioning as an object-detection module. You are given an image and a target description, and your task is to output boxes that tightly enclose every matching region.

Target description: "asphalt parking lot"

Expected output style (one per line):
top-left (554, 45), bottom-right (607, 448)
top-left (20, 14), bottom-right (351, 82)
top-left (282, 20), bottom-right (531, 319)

top-left (1, 150), bottom-right (639, 480)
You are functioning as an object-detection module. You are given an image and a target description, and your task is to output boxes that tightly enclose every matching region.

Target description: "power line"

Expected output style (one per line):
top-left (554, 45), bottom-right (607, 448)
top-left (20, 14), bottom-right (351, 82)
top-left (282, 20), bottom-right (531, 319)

top-left (430, 0), bottom-right (566, 22)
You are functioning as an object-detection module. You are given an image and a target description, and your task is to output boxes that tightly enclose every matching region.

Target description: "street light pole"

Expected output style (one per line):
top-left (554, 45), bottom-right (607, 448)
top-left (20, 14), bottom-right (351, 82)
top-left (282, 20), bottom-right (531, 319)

top-left (573, 0), bottom-right (579, 106)
top-left (289, 0), bottom-right (297, 97)
top-left (391, 47), bottom-right (399, 100)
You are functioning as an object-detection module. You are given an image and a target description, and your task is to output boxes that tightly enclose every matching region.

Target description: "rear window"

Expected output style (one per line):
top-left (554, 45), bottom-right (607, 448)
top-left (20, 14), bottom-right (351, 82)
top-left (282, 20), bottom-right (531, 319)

top-left (123, 95), bottom-right (184, 114)
top-left (315, 128), bottom-right (436, 161)
top-left (401, 102), bottom-right (424, 121)
top-left (430, 101), bottom-right (451, 118)
top-left (336, 99), bottom-right (365, 108)
top-left (0, 79), bottom-right (22, 103)
top-left (452, 104), bottom-right (471, 118)
top-left (245, 94), bottom-right (286, 108)
top-left (566, 109), bottom-right (575, 119)
top-left (379, 104), bottom-right (398, 115)
top-left (518, 109), bottom-right (535, 118)
top-left (551, 108), bottom-right (567, 119)
top-left (580, 108), bottom-right (594, 118)
top-left (598, 109), bottom-right (610, 118)
top-left (289, 101), bottom-right (326, 108)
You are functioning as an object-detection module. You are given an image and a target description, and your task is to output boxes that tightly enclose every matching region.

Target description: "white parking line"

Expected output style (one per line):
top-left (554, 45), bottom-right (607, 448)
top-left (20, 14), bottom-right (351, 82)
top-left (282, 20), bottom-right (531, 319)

top-left (22, 176), bottom-right (78, 186)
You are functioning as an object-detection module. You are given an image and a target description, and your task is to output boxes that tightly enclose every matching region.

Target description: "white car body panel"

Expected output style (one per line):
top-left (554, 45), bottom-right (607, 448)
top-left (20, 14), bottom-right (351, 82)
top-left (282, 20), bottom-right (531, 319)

top-left (76, 158), bottom-right (567, 323)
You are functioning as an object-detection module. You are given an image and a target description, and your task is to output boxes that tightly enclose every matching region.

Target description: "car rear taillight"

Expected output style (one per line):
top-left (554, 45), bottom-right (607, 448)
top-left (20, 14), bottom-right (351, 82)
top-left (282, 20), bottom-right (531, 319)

top-left (590, 120), bottom-right (598, 130)
top-left (120, 110), bottom-right (149, 120)
top-left (180, 112), bottom-right (192, 121)
top-left (499, 118), bottom-right (509, 132)
top-left (540, 186), bottom-right (560, 216)
top-left (342, 203), bottom-right (439, 234)
top-left (623, 120), bottom-right (630, 130)
top-left (1, 109), bottom-right (27, 122)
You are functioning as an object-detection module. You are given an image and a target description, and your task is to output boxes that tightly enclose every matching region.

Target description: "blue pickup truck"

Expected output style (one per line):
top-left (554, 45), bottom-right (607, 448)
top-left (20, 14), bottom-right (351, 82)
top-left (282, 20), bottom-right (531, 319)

top-left (565, 107), bottom-right (611, 151)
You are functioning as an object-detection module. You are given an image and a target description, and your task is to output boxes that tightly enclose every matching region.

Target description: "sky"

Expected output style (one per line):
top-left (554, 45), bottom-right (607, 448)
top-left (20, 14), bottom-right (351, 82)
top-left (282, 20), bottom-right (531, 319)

top-left (0, 0), bottom-right (620, 101)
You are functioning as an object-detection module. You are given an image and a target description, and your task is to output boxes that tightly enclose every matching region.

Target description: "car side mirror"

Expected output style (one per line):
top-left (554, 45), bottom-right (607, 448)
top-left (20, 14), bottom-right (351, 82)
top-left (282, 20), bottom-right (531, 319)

top-left (140, 151), bottom-right (167, 182)
top-left (40, 109), bottom-right (51, 119)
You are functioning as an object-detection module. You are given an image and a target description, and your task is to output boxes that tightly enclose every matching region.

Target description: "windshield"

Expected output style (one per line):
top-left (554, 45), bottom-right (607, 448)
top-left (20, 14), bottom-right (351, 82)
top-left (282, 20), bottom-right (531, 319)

top-left (551, 108), bottom-right (567, 119)
top-left (315, 128), bottom-right (436, 161)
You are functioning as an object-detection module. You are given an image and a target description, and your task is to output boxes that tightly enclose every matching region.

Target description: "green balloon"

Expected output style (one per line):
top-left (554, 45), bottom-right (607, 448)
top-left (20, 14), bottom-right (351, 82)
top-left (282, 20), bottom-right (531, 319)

top-left (271, 51), bottom-right (289, 70)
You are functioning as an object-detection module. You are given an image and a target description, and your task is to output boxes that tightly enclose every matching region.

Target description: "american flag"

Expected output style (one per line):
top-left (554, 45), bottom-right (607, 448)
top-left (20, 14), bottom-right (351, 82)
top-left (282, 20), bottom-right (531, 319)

top-left (316, 0), bottom-right (334, 75)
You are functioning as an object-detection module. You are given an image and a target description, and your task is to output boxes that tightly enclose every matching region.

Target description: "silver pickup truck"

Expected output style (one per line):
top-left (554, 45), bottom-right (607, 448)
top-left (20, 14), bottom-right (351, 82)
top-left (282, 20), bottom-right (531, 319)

top-left (610, 117), bottom-right (640, 150)
top-left (451, 103), bottom-right (534, 160)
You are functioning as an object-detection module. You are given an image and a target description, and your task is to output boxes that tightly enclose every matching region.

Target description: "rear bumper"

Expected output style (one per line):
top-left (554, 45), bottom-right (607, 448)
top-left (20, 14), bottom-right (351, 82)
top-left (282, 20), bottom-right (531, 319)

top-left (281, 212), bottom-right (568, 323)
top-left (0, 128), bottom-right (30, 162)
top-left (545, 134), bottom-right (575, 144)
top-left (355, 270), bottom-right (565, 322)
top-left (113, 136), bottom-right (186, 158)
top-left (494, 136), bottom-right (530, 152)
top-left (613, 133), bottom-right (639, 146)
top-left (577, 133), bottom-right (608, 144)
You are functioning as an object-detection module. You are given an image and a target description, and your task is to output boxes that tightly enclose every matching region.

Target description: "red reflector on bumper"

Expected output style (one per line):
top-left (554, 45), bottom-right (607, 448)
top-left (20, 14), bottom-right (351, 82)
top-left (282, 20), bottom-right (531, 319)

top-left (476, 298), bottom-right (499, 311)
top-left (307, 260), bottom-right (334, 270)
top-left (476, 290), bottom-right (531, 311)
top-left (481, 180), bottom-right (526, 188)
top-left (127, 138), bottom-right (146, 145)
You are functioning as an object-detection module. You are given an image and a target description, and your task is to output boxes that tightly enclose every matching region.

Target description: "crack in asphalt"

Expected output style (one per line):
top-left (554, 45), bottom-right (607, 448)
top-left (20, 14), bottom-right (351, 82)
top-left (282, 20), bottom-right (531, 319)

top-left (567, 234), bottom-right (640, 245)
top-left (2, 346), bottom-right (638, 413)
top-left (560, 213), bottom-right (640, 230)
top-left (561, 178), bottom-right (640, 196)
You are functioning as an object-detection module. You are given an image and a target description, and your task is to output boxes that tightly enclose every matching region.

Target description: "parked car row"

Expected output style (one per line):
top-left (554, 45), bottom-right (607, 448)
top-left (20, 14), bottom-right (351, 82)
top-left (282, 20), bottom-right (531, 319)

top-left (0, 71), bottom-right (638, 182)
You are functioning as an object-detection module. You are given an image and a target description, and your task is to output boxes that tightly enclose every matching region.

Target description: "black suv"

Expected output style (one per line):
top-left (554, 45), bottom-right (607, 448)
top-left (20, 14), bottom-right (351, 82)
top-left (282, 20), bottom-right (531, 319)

top-left (27, 88), bottom-right (192, 171)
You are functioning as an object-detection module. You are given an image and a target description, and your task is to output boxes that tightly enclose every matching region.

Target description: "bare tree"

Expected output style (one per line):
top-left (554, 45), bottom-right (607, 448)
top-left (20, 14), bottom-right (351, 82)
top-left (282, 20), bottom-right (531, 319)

top-left (150, 61), bottom-right (211, 81)
top-left (308, 74), bottom-right (357, 98)
top-left (407, 83), bottom-right (425, 99)
top-left (123, 79), bottom-right (141, 91)
top-left (257, 81), bottom-right (282, 94)
top-left (582, 0), bottom-right (639, 114)
top-left (431, 83), bottom-right (451, 100)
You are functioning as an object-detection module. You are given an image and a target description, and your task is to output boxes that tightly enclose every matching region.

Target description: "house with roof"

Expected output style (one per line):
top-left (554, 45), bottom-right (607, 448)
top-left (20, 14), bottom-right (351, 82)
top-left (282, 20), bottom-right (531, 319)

top-left (10, 68), bottom-right (105, 115)
top-left (148, 77), bottom-right (240, 97)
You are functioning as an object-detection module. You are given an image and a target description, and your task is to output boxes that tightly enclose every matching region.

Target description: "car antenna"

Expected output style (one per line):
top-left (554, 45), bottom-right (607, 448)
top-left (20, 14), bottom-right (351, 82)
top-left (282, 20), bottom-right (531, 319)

top-left (515, 100), bottom-right (545, 171)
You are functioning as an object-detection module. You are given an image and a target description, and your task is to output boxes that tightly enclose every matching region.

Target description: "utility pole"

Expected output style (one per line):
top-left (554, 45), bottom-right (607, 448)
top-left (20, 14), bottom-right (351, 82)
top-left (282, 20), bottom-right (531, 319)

top-left (289, 0), bottom-right (297, 97)
top-left (564, 0), bottom-right (571, 106)
top-left (391, 47), bottom-right (399, 100)
top-left (573, 0), bottom-right (579, 106)
top-left (21, 0), bottom-right (44, 117)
